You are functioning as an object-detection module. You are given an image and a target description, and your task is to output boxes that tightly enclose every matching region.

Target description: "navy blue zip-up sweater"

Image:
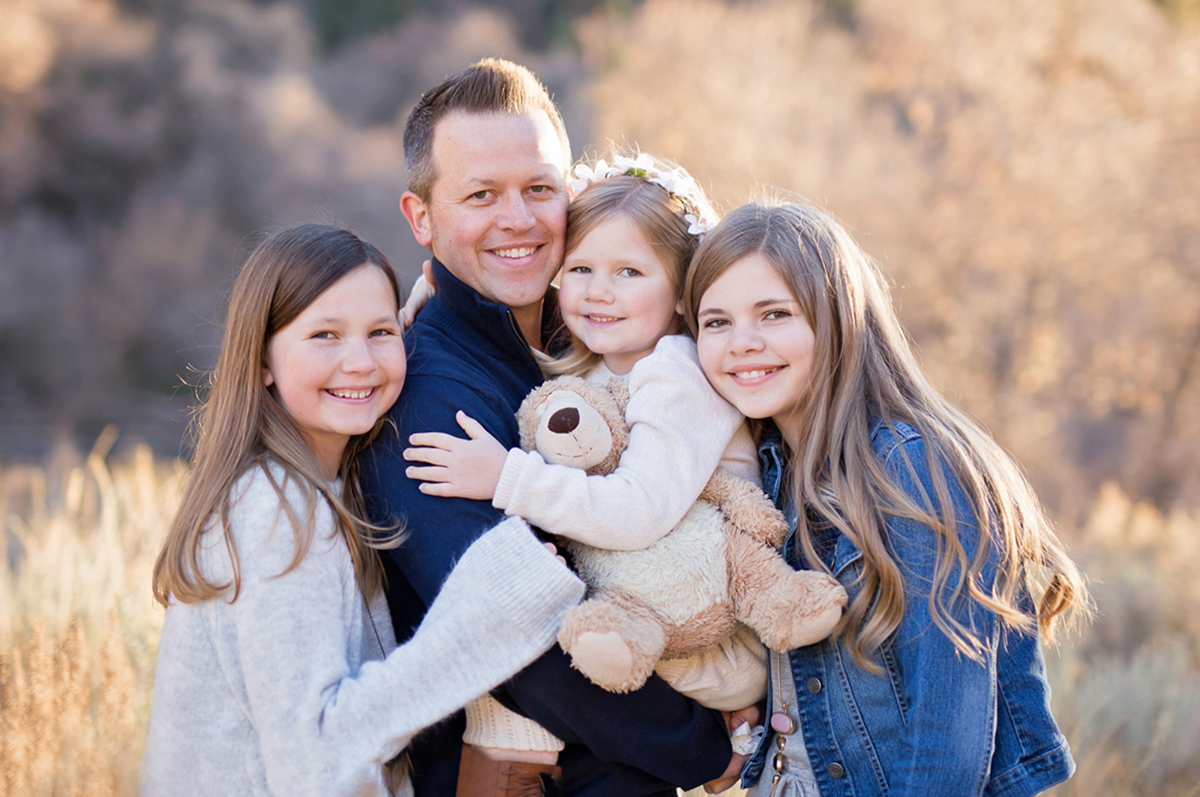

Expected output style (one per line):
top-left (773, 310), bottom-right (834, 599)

top-left (361, 259), bottom-right (731, 797)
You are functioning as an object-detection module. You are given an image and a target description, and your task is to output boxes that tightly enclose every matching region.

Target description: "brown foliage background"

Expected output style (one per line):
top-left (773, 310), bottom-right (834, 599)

top-left (2, 0), bottom-right (1199, 793)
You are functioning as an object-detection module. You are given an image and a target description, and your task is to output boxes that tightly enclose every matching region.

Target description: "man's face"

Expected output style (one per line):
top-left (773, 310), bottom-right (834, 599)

top-left (402, 110), bottom-right (570, 316)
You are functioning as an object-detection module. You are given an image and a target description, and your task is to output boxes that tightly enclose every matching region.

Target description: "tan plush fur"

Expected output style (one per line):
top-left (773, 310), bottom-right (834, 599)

top-left (517, 377), bottom-right (848, 694)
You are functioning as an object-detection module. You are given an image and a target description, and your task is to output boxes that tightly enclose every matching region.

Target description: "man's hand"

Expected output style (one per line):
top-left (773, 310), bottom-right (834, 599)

top-left (704, 703), bottom-right (763, 794)
top-left (404, 411), bottom-right (509, 500)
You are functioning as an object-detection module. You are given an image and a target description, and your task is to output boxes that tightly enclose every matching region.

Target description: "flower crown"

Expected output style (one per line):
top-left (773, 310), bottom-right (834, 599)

top-left (569, 153), bottom-right (714, 238)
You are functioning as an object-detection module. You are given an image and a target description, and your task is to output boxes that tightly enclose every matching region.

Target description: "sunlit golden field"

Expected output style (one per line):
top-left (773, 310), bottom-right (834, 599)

top-left (0, 430), bottom-right (184, 795)
top-left (1, 433), bottom-right (1198, 795)
top-left (2, 0), bottom-right (1200, 793)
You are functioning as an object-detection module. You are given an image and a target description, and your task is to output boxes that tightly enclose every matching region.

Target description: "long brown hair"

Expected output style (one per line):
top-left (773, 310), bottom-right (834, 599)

top-left (685, 201), bottom-right (1088, 667)
top-left (546, 154), bottom-right (716, 376)
top-left (152, 223), bottom-right (401, 607)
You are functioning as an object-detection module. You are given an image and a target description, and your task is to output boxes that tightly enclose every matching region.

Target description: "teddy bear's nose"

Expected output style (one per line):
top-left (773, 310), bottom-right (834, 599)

top-left (548, 407), bottom-right (580, 434)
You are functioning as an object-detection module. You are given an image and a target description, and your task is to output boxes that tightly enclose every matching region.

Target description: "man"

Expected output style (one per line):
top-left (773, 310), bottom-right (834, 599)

top-left (361, 59), bottom-right (736, 796)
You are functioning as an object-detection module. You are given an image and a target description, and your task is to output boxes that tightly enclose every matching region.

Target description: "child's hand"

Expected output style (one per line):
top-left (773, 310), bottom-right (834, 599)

top-left (404, 411), bottom-right (508, 500)
top-left (402, 260), bottom-right (437, 328)
top-left (704, 703), bottom-right (763, 794)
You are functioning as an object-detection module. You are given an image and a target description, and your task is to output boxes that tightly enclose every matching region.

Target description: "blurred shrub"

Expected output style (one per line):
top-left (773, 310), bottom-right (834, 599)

top-left (0, 0), bottom-right (586, 442)
top-left (578, 0), bottom-right (1200, 516)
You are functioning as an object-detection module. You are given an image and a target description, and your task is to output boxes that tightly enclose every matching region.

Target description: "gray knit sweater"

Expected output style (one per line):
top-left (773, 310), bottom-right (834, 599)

top-left (141, 463), bottom-right (584, 796)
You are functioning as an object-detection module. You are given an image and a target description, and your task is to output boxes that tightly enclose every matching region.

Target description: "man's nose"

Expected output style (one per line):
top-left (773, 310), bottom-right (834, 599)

top-left (497, 193), bottom-right (536, 232)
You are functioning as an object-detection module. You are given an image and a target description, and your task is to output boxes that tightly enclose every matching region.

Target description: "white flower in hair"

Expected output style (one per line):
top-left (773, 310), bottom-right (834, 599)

top-left (685, 214), bottom-right (713, 237)
top-left (570, 159), bottom-right (611, 194)
top-left (570, 152), bottom-right (715, 239)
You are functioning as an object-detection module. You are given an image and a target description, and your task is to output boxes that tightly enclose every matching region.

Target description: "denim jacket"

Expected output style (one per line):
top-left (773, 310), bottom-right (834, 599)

top-left (743, 420), bottom-right (1073, 797)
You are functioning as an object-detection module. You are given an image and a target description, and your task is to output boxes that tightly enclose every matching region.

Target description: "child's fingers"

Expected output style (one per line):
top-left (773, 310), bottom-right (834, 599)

top-left (407, 431), bottom-right (462, 450)
top-left (405, 464), bottom-right (450, 483)
top-left (455, 411), bottom-right (490, 439)
top-left (402, 446), bottom-right (453, 466)
top-left (416, 481), bottom-right (458, 496)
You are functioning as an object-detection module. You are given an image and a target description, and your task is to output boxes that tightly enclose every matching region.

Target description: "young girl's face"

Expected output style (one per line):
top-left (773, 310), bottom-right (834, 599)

top-left (263, 264), bottom-right (406, 479)
top-left (558, 215), bottom-right (681, 375)
top-left (695, 252), bottom-right (816, 449)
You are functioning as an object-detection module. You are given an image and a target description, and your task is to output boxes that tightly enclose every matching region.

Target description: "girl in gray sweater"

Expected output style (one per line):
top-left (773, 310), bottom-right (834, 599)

top-left (142, 224), bottom-right (584, 797)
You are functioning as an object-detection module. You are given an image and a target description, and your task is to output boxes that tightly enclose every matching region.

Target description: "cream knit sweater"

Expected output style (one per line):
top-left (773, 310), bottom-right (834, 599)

top-left (493, 334), bottom-right (759, 549)
top-left (141, 463), bottom-right (584, 797)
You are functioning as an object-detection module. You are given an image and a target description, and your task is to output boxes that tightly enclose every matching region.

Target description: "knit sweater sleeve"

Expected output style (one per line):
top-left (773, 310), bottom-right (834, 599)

top-left (214, 470), bottom-right (584, 796)
top-left (493, 335), bottom-right (743, 550)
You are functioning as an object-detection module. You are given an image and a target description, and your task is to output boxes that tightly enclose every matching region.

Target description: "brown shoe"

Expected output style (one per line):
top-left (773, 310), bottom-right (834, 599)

top-left (455, 743), bottom-right (562, 797)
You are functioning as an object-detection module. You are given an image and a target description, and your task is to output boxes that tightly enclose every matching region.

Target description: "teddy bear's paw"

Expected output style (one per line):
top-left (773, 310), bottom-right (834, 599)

top-left (559, 598), bottom-right (666, 693)
top-left (569, 632), bottom-right (638, 689)
top-left (745, 572), bottom-right (849, 651)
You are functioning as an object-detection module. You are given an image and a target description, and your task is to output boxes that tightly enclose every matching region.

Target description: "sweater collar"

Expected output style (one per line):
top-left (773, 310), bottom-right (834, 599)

top-left (427, 258), bottom-right (565, 360)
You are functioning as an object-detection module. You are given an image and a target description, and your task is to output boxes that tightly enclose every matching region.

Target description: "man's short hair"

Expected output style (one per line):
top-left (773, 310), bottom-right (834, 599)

top-left (403, 58), bottom-right (572, 202)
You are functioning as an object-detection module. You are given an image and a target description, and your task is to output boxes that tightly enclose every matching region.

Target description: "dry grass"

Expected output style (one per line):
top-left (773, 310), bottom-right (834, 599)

top-left (0, 428), bottom-right (184, 796)
top-left (2, 434), bottom-right (1198, 794)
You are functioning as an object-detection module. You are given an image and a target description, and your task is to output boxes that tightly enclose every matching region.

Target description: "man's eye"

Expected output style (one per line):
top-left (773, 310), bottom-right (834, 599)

top-left (529, 185), bottom-right (549, 194)
top-left (470, 190), bottom-right (490, 200)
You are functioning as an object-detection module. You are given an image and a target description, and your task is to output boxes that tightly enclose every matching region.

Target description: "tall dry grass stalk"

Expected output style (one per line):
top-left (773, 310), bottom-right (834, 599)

top-left (0, 443), bottom-right (1196, 793)
top-left (0, 428), bottom-right (184, 796)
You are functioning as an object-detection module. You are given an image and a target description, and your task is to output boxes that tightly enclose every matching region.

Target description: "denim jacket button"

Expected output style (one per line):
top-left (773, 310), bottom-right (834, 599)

top-left (807, 677), bottom-right (822, 694)
top-left (828, 762), bottom-right (846, 779)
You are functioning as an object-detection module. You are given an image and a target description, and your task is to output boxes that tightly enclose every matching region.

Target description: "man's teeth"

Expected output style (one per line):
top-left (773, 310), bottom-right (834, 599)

top-left (737, 369), bottom-right (776, 379)
top-left (328, 388), bottom-right (373, 399)
top-left (494, 246), bottom-right (536, 258)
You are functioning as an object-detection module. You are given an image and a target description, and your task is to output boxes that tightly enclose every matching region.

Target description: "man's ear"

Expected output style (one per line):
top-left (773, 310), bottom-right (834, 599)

top-left (400, 191), bottom-right (433, 248)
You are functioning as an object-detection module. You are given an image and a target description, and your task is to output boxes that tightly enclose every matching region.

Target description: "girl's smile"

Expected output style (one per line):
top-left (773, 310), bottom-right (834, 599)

top-left (695, 252), bottom-right (816, 450)
top-left (263, 264), bottom-right (406, 479)
top-left (558, 215), bottom-right (681, 375)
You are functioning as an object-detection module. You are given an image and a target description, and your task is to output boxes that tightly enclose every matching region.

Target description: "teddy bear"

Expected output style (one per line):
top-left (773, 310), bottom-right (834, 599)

top-left (516, 375), bottom-right (848, 697)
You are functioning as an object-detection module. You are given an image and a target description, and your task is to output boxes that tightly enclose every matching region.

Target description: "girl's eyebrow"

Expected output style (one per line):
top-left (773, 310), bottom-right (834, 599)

top-left (698, 297), bottom-right (796, 317)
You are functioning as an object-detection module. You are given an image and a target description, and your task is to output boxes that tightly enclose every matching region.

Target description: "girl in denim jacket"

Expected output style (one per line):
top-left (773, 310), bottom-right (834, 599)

top-left (684, 202), bottom-right (1089, 797)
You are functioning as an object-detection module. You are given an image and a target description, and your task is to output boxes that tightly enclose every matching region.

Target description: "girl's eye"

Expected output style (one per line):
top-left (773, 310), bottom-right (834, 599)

top-left (619, 267), bottom-right (642, 278)
top-left (370, 328), bottom-right (397, 338)
top-left (566, 265), bottom-right (590, 274)
top-left (765, 309), bottom-right (792, 321)
top-left (701, 318), bottom-right (729, 330)
top-left (312, 331), bottom-right (335, 340)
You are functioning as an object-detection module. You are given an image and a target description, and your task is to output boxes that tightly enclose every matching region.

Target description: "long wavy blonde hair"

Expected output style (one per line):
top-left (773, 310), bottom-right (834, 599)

top-left (685, 201), bottom-right (1088, 667)
top-left (152, 223), bottom-right (400, 607)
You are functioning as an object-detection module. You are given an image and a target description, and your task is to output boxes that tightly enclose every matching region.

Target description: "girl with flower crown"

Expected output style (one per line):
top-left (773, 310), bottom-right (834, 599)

top-left (683, 201), bottom-right (1088, 796)
top-left (403, 153), bottom-right (814, 795)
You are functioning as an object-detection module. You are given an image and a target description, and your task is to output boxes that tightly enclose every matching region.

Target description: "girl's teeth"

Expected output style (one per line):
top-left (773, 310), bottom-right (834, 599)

top-left (328, 388), bottom-right (373, 399)
top-left (739, 369), bottom-right (774, 379)
top-left (494, 246), bottom-right (536, 258)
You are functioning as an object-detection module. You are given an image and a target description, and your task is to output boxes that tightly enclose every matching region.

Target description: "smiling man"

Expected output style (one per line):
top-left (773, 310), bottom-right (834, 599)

top-left (360, 60), bottom-right (733, 797)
